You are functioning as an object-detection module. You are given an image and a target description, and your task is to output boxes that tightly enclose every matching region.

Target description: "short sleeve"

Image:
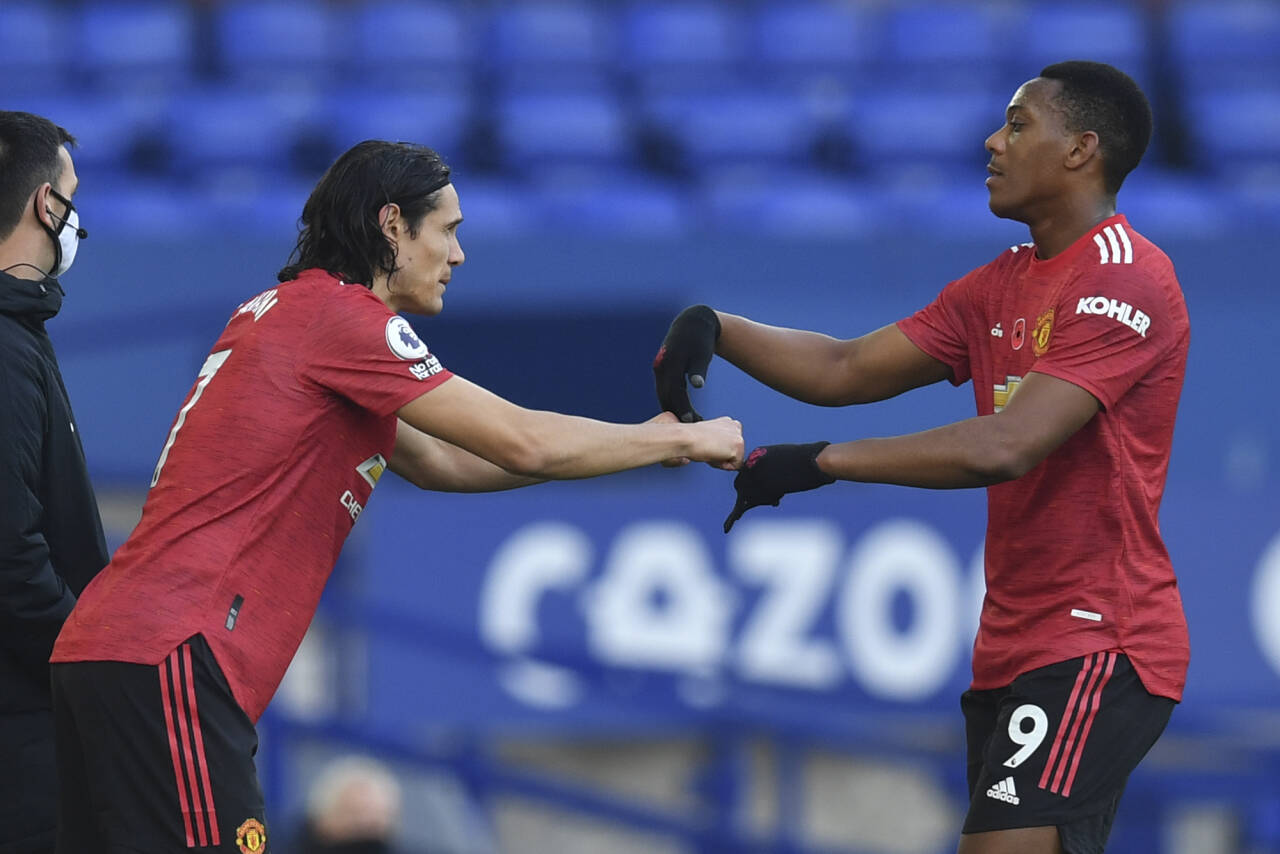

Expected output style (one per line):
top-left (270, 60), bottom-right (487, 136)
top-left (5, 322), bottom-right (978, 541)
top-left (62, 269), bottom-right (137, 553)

top-left (1031, 270), bottom-right (1173, 410)
top-left (302, 288), bottom-right (453, 415)
top-left (897, 273), bottom-right (976, 386)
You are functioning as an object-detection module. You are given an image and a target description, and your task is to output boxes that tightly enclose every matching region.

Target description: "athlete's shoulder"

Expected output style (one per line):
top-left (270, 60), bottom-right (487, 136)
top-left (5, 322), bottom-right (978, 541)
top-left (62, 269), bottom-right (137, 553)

top-left (954, 241), bottom-right (1034, 291)
top-left (1061, 220), bottom-right (1177, 299)
top-left (256, 269), bottom-right (390, 323)
top-left (1086, 219), bottom-right (1172, 269)
top-left (986, 241), bottom-right (1036, 274)
top-left (308, 271), bottom-right (393, 315)
top-left (1061, 221), bottom-right (1187, 343)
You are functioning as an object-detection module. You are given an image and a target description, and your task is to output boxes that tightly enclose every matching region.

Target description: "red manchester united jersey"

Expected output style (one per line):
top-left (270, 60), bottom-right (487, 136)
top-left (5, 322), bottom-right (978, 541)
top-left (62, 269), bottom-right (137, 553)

top-left (53, 269), bottom-right (453, 721)
top-left (898, 215), bottom-right (1190, 701)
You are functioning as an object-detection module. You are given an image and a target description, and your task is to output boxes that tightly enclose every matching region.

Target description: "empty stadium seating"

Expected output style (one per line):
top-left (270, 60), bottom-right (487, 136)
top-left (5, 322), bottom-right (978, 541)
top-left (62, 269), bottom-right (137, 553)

top-left (0, 0), bottom-right (1273, 239)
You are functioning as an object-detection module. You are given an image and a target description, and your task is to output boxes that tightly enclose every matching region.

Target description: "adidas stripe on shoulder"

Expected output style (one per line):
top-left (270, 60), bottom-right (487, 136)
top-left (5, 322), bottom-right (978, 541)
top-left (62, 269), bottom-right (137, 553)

top-left (1093, 223), bottom-right (1134, 265)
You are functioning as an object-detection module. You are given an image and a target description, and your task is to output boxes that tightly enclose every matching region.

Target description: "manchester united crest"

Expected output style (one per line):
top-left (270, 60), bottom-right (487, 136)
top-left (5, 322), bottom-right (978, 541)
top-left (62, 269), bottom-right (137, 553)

top-left (236, 818), bottom-right (266, 853)
top-left (1032, 308), bottom-right (1054, 356)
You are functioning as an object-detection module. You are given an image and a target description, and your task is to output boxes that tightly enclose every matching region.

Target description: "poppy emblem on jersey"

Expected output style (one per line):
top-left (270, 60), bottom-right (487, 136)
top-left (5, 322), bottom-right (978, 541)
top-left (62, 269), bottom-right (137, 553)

top-left (1032, 309), bottom-right (1054, 356)
top-left (1011, 317), bottom-right (1026, 351)
top-left (235, 818), bottom-right (266, 853)
top-left (385, 316), bottom-right (429, 361)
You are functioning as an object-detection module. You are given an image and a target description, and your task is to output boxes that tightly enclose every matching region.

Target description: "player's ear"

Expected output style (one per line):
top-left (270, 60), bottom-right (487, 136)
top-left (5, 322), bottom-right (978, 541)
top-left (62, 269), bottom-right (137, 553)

top-left (1065, 131), bottom-right (1100, 172)
top-left (378, 202), bottom-right (401, 236)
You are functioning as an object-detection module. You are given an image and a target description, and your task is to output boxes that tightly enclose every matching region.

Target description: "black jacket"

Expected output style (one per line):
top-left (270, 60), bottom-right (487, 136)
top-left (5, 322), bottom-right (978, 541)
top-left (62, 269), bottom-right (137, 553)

top-left (1, 269), bottom-right (109, 849)
top-left (0, 269), bottom-right (108, 707)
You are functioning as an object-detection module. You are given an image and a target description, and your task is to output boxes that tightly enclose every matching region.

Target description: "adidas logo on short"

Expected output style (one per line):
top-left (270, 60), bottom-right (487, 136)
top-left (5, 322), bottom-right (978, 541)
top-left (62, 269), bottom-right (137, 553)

top-left (986, 776), bottom-right (1020, 805)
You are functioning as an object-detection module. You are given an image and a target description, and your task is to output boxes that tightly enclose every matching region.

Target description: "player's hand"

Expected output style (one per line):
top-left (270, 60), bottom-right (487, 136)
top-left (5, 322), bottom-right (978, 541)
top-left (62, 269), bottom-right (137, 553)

top-left (686, 416), bottom-right (744, 471)
top-left (645, 410), bottom-right (690, 466)
top-left (724, 442), bottom-right (835, 533)
top-left (654, 305), bottom-right (720, 423)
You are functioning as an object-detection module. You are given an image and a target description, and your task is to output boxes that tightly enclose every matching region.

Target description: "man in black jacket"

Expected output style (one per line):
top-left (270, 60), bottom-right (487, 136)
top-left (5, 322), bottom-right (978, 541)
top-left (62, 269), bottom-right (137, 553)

top-left (0, 111), bottom-right (109, 852)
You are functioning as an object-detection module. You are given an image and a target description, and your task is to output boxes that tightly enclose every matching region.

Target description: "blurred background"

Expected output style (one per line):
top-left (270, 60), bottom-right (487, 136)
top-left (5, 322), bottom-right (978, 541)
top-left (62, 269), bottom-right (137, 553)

top-left (4, 0), bottom-right (1279, 851)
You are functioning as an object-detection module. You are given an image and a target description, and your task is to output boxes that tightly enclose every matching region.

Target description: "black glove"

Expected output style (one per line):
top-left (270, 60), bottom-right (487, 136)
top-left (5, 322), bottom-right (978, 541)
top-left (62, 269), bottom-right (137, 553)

top-left (724, 442), bottom-right (835, 533)
top-left (654, 305), bottom-right (720, 423)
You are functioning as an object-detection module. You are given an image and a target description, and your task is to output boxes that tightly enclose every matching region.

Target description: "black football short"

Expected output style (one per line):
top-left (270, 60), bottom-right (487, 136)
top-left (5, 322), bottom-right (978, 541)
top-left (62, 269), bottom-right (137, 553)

top-left (51, 635), bottom-right (269, 853)
top-left (961, 651), bottom-right (1174, 854)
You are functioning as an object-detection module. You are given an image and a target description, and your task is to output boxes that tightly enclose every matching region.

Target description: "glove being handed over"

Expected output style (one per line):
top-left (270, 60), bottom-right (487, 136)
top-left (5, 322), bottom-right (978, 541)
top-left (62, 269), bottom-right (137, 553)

top-left (724, 442), bottom-right (835, 533)
top-left (653, 305), bottom-right (720, 422)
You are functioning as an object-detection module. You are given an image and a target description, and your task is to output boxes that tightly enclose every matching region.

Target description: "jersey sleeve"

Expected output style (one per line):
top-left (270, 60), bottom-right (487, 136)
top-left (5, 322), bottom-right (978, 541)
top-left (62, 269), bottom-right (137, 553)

top-left (1030, 269), bottom-right (1174, 410)
top-left (896, 273), bottom-right (975, 386)
top-left (301, 289), bottom-right (453, 415)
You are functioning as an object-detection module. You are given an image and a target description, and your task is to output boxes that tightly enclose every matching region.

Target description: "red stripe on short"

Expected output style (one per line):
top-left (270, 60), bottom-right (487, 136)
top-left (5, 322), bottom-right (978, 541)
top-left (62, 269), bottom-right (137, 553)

top-left (160, 653), bottom-right (196, 847)
top-left (182, 644), bottom-right (221, 845)
top-left (170, 646), bottom-right (209, 846)
top-left (1060, 652), bottom-right (1117, 797)
top-left (1038, 653), bottom-right (1097, 792)
top-left (1038, 652), bottom-right (1116, 796)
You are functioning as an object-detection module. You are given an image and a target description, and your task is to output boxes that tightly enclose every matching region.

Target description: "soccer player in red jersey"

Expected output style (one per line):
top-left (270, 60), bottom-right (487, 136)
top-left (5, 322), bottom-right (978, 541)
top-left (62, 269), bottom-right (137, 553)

top-left (655, 62), bottom-right (1188, 854)
top-left (50, 140), bottom-right (743, 852)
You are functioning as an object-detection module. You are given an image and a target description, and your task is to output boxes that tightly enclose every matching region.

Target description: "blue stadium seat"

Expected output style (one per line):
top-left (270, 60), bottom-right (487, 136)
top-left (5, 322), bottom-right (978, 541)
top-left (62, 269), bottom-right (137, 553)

top-left (752, 1), bottom-right (875, 84)
top-left (1169, 0), bottom-right (1280, 91)
top-left (879, 2), bottom-right (1012, 90)
top-left (1224, 177), bottom-right (1280, 234)
top-left (621, 2), bottom-right (745, 94)
top-left (1118, 170), bottom-right (1238, 237)
top-left (215, 0), bottom-right (337, 86)
top-left (1184, 89), bottom-right (1280, 176)
top-left (446, 177), bottom-right (537, 237)
top-left (197, 177), bottom-right (315, 238)
top-left (485, 1), bottom-right (617, 90)
top-left (700, 169), bottom-right (883, 236)
top-left (1014, 2), bottom-right (1148, 90)
top-left (2, 92), bottom-right (168, 173)
top-left (643, 90), bottom-right (823, 170)
top-left (321, 89), bottom-right (472, 166)
top-left (488, 1), bottom-right (614, 66)
top-left (889, 179), bottom-right (1028, 240)
top-left (73, 178), bottom-right (216, 238)
top-left (75, 1), bottom-right (196, 91)
top-left (165, 88), bottom-right (322, 176)
top-left (0, 3), bottom-right (69, 94)
top-left (848, 90), bottom-right (999, 171)
top-left (348, 1), bottom-right (475, 86)
top-left (496, 91), bottom-right (632, 173)
top-left (530, 173), bottom-right (693, 235)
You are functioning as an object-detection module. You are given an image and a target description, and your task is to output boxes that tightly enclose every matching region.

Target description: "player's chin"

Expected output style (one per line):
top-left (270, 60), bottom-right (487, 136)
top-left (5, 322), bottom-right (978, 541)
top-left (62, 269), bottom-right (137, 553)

top-left (986, 195), bottom-right (1019, 221)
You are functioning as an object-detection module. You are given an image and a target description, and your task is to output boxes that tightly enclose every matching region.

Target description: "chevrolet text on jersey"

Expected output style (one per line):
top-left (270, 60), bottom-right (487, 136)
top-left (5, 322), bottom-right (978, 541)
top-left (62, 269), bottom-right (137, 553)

top-left (1075, 296), bottom-right (1151, 338)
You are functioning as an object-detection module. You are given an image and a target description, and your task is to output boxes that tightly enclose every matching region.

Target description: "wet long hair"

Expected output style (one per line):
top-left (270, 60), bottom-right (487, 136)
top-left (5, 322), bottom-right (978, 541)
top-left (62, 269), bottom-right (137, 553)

top-left (277, 140), bottom-right (451, 287)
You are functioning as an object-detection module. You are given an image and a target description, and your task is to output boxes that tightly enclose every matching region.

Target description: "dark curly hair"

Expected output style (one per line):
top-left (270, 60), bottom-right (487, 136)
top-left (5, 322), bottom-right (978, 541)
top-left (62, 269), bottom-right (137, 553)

top-left (278, 140), bottom-right (451, 287)
top-left (1040, 61), bottom-right (1152, 195)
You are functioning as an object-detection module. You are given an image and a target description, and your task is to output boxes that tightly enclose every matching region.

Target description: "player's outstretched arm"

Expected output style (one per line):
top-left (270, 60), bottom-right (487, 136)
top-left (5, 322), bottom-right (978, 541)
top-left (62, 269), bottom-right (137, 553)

top-left (397, 376), bottom-right (744, 481)
top-left (390, 413), bottom-right (702, 491)
top-left (389, 419), bottom-right (543, 492)
top-left (724, 372), bottom-right (1099, 529)
top-left (654, 306), bottom-right (952, 419)
top-left (715, 315), bottom-right (953, 405)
